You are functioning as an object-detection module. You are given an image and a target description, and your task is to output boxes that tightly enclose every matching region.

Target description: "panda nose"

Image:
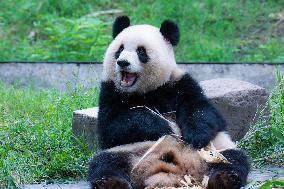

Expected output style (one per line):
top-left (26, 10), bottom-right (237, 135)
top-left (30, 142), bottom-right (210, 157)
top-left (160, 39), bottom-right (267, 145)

top-left (117, 60), bottom-right (130, 68)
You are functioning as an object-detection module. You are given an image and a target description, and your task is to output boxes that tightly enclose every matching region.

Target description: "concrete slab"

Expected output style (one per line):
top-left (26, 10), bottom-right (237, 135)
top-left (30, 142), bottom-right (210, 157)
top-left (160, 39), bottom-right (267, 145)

top-left (0, 63), bottom-right (283, 91)
top-left (21, 181), bottom-right (89, 189)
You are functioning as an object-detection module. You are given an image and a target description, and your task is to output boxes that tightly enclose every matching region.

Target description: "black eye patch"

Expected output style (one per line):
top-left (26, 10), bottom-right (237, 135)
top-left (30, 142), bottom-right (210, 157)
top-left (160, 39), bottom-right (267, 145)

top-left (136, 46), bottom-right (149, 63)
top-left (114, 44), bottom-right (124, 59)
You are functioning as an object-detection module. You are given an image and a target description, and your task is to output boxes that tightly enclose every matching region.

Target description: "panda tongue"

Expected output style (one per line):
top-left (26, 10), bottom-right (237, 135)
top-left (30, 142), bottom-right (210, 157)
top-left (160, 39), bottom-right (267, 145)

top-left (121, 72), bottom-right (136, 86)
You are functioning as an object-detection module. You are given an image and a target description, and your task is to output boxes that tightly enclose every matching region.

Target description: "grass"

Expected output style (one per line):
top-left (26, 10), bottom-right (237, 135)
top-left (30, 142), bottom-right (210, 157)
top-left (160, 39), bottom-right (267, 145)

top-left (239, 69), bottom-right (284, 167)
top-left (244, 178), bottom-right (284, 189)
top-left (0, 0), bottom-right (284, 62)
top-left (0, 83), bottom-right (99, 188)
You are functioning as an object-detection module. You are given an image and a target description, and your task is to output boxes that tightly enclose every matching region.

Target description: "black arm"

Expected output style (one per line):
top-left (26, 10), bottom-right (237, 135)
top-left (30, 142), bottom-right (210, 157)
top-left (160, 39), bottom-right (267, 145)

top-left (88, 150), bottom-right (134, 188)
top-left (97, 82), bottom-right (173, 149)
top-left (208, 149), bottom-right (250, 189)
top-left (176, 74), bottom-right (226, 149)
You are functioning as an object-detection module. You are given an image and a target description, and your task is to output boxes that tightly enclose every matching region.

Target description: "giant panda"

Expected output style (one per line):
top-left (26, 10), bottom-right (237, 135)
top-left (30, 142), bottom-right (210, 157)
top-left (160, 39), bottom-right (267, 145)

top-left (88, 16), bottom-right (250, 189)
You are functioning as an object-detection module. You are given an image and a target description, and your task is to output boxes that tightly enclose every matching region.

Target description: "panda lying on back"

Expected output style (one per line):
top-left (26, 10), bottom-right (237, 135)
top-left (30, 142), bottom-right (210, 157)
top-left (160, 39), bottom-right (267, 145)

top-left (89, 135), bottom-right (248, 189)
top-left (88, 16), bottom-right (250, 189)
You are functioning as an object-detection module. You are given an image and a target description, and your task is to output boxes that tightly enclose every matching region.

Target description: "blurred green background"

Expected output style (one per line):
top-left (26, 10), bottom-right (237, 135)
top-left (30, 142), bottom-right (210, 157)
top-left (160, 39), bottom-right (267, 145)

top-left (0, 0), bottom-right (284, 62)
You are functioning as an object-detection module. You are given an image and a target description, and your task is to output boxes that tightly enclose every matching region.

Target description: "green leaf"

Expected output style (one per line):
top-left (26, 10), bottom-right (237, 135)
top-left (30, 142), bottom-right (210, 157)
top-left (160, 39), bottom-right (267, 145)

top-left (258, 181), bottom-right (272, 189)
top-left (271, 127), bottom-right (284, 141)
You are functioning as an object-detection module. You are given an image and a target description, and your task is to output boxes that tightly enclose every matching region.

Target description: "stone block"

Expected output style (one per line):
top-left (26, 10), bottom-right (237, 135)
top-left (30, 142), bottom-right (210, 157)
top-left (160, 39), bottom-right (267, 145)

top-left (72, 107), bottom-right (99, 150)
top-left (200, 78), bottom-right (268, 140)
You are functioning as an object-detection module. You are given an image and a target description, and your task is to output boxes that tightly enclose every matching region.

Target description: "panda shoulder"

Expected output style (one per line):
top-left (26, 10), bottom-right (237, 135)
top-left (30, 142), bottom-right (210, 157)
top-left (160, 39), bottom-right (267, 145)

top-left (170, 67), bottom-right (186, 82)
top-left (170, 68), bottom-right (197, 86)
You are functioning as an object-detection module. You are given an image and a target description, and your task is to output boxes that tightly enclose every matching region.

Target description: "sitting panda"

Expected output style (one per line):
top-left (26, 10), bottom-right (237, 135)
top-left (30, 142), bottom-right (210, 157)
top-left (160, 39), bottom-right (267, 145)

top-left (88, 16), bottom-right (250, 189)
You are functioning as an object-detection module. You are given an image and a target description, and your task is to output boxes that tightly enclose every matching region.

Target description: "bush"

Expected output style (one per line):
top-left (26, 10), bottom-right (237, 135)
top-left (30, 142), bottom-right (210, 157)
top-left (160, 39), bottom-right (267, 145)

top-left (27, 15), bottom-right (110, 61)
top-left (0, 0), bottom-right (283, 62)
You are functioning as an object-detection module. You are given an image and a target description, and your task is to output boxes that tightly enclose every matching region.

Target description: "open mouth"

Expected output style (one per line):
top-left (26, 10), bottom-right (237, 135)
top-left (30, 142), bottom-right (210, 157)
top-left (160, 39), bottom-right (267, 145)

top-left (120, 71), bottom-right (138, 87)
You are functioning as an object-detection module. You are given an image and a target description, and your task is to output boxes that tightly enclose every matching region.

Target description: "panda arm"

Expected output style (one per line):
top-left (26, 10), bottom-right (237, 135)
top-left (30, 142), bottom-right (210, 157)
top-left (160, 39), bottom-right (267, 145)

top-left (176, 74), bottom-right (226, 149)
top-left (88, 150), bottom-right (134, 188)
top-left (97, 82), bottom-right (173, 149)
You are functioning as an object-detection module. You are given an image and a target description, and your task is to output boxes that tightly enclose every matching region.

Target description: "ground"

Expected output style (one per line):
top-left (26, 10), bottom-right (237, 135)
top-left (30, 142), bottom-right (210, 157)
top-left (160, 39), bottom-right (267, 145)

top-left (0, 0), bottom-right (284, 62)
top-left (22, 167), bottom-right (284, 189)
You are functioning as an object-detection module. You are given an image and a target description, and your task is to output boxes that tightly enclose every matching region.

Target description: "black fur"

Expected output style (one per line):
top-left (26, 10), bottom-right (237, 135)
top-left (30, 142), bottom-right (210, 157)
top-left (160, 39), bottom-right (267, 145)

top-left (117, 60), bottom-right (130, 68)
top-left (136, 46), bottom-right (149, 63)
top-left (97, 82), bottom-right (173, 149)
top-left (176, 74), bottom-right (226, 148)
top-left (114, 44), bottom-right (124, 59)
top-left (160, 20), bottom-right (180, 46)
top-left (97, 73), bottom-right (226, 149)
top-left (112, 16), bottom-right (130, 39)
top-left (208, 149), bottom-right (250, 189)
top-left (88, 151), bottom-right (133, 189)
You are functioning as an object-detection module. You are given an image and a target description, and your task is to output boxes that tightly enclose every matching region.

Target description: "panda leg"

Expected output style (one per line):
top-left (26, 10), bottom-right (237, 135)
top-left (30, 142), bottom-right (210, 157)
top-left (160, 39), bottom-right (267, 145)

top-left (88, 151), bottom-right (133, 189)
top-left (207, 149), bottom-right (250, 189)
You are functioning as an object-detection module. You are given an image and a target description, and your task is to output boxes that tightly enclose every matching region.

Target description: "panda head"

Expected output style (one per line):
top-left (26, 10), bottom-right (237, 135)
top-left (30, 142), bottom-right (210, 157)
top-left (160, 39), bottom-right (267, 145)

top-left (102, 16), bottom-right (184, 94)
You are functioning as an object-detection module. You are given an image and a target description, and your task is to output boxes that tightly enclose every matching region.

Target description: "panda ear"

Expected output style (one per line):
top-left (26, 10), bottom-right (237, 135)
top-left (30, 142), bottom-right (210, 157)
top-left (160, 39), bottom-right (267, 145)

top-left (112, 16), bottom-right (130, 39)
top-left (160, 20), bottom-right (180, 46)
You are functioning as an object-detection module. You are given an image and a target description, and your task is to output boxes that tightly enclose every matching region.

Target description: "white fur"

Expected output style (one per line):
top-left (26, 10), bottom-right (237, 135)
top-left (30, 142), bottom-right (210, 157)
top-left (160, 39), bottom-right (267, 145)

top-left (115, 50), bottom-right (143, 80)
top-left (102, 24), bottom-right (183, 93)
top-left (212, 131), bottom-right (236, 150)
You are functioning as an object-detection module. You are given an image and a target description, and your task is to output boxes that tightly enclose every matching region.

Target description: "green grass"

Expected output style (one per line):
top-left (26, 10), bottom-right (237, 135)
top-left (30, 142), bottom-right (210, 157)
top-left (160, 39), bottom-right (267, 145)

top-left (239, 69), bottom-right (284, 167)
top-left (0, 83), bottom-right (98, 188)
top-left (0, 0), bottom-right (284, 62)
top-left (257, 179), bottom-right (284, 189)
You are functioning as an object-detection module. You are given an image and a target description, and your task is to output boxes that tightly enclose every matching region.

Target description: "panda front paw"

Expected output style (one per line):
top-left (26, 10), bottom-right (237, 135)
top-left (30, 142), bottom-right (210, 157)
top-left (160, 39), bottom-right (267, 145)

top-left (207, 170), bottom-right (242, 189)
top-left (191, 139), bottom-right (209, 149)
top-left (184, 133), bottom-right (211, 149)
top-left (92, 176), bottom-right (132, 189)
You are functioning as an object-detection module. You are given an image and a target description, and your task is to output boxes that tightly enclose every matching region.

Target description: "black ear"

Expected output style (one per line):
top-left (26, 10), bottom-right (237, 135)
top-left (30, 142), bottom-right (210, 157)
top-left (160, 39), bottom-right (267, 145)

top-left (112, 16), bottom-right (130, 39)
top-left (160, 20), bottom-right (180, 46)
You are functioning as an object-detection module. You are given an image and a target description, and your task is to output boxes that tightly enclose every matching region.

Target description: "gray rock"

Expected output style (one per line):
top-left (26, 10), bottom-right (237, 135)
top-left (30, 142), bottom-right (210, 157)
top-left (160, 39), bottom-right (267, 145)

top-left (179, 64), bottom-right (283, 90)
top-left (200, 78), bottom-right (268, 140)
top-left (72, 78), bottom-right (268, 149)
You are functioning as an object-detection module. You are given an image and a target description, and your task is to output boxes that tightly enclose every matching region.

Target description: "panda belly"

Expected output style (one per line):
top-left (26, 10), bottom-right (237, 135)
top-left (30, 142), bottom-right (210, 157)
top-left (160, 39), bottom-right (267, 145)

top-left (129, 136), bottom-right (208, 188)
top-left (104, 135), bottom-right (208, 189)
